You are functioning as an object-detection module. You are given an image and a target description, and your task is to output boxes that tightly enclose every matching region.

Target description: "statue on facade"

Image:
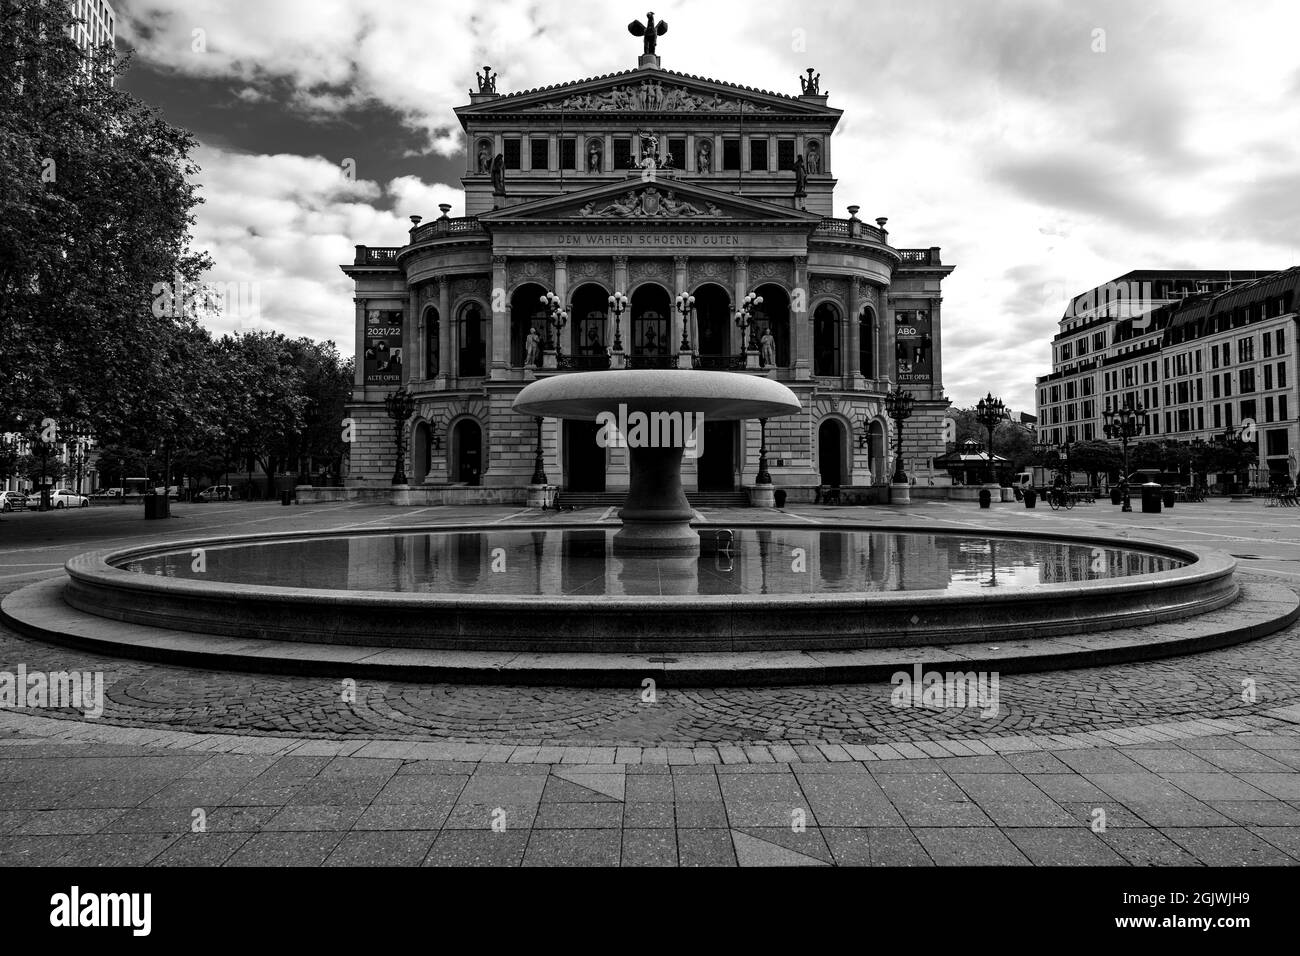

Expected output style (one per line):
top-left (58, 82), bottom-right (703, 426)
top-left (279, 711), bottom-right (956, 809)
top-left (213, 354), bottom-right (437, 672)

top-left (477, 66), bottom-right (496, 94)
top-left (628, 12), bottom-right (668, 55)
top-left (491, 153), bottom-right (506, 195)
top-left (696, 139), bottom-right (711, 172)
top-left (760, 329), bottom-right (776, 368)
top-left (587, 139), bottom-right (602, 172)
top-left (799, 68), bottom-right (820, 94)
top-left (805, 141), bottom-right (821, 174)
top-left (793, 154), bottom-right (807, 197)
top-left (477, 143), bottom-right (492, 173)
top-left (524, 326), bottom-right (542, 367)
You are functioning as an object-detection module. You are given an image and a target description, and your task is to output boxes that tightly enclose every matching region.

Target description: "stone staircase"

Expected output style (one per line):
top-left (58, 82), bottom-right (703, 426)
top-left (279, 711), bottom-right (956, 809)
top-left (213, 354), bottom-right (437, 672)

top-left (552, 491), bottom-right (751, 510)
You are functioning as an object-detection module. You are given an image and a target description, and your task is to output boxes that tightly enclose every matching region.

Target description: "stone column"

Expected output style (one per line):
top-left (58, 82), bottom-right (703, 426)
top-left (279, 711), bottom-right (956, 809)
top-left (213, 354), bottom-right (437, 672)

top-left (354, 297), bottom-right (367, 391)
top-left (793, 256), bottom-right (811, 379)
top-left (491, 255), bottom-right (508, 377)
top-left (408, 287), bottom-right (421, 382)
top-left (929, 295), bottom-right (943, 395)
top-left (848, 278), bottom-right (862, 384)
top-left (553, 254), bottom-right (568, 352)
top-left (674, 256), bottom-right (690, 353)
top-left (881, 297), bottom-right (895, 383)
top-left (436, 278), bottom-right (450, 386)
top-left (732, 255), bottom-right (749, 352)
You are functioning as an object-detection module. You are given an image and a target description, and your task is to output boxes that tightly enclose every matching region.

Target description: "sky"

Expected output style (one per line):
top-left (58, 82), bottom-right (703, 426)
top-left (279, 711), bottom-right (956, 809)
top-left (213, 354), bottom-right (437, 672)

top-left (112, 0), bottom-right (1300, 413)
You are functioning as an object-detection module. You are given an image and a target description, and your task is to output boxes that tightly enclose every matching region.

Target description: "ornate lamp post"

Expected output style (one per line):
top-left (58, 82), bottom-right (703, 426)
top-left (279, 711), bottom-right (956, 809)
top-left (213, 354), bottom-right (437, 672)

top-left (756, 418), bottom-right (772, 485)
top-left (974, 392), bottom-right (1008, 485)
top-left (384, 387), bottom-right (416, 485)
top-left (1102, 397), bottom-right (1146, 512)
top-left (539, 291), bottom-right (568, 357)
top-left (735, 291), bottom-right (763, 368)
top-left (1057, 439), bottom-right (1073, 485)
top-left (607, 291), bottom-right (628, 353)
top-left (1191, 436), bottom-right (1206, 490)
top-left (530, 416), bottom-right (548, 485)
top-left (884, 387), bottom-right (914, 483)
top-left (674, 292), bottom-right (696, 352)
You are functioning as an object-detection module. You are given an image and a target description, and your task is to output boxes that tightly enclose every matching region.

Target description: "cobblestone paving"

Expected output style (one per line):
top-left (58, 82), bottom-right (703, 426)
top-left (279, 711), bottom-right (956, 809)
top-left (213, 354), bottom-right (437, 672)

top-left (2, 500), bottom-right (1299, 866)
top-left (1, 501), bottom-right (1298, 746)
top-left (2, 602), bottom-right (1296, 745)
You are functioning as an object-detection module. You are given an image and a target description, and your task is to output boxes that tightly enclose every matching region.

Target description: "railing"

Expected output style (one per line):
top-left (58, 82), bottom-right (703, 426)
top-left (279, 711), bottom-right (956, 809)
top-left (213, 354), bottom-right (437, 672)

top-left (898, 248), bottom-right (943, 266)
top-left (410, 217), bottom-right (487, 244)
top-left (564, 353), bottom-right (613, 370)
top-left (353, 245), bottom-right (400, 266)
top-left (627, 353), bottom-right (675, 370)
top-left (694, 353), bottom-right (748, 371)
top-left (814, 218), bottom-right (886, 243)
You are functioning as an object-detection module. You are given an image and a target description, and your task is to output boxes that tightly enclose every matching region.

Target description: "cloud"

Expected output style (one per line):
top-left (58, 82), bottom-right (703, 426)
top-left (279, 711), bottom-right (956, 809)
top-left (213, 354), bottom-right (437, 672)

top-left (188, 147), bottom-right (463, 344)
top-left (112, 0), bottom-right (1300, 412)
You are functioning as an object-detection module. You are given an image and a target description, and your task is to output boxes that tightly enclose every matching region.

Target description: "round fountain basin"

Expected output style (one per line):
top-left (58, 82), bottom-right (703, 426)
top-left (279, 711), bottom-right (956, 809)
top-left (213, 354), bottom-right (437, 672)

top-left (62, 523), bottom-right (1237, 654)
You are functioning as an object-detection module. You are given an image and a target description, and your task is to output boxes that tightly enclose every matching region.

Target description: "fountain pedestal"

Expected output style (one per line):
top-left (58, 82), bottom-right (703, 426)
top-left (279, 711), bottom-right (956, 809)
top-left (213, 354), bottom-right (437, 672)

top-left (616, 446), bottom-right (697, 554)
top-left (513, 369), bottom-right (802, 554)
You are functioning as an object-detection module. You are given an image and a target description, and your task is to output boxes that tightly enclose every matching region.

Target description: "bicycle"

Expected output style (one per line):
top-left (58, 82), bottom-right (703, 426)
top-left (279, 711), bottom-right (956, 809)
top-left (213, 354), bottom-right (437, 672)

top-left (1047, 488), bottom-right (1075, 511)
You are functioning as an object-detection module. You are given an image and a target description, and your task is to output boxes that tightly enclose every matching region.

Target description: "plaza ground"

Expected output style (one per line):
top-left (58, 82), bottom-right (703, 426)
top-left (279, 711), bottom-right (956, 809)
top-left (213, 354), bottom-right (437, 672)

top-left (1, 497), bottom-right (1299, 866)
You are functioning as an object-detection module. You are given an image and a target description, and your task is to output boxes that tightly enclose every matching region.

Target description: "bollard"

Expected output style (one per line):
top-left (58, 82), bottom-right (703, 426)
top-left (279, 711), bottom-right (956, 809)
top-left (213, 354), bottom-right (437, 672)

top-left (281, 490), bottom-right (292, 506)
top-left (979, 489), bottom-right (991, 509)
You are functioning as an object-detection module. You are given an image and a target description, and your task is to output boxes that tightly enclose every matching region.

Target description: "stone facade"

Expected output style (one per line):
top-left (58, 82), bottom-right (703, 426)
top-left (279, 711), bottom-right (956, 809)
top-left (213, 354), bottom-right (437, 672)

top-left (343, 51), bottom-right (954, 500)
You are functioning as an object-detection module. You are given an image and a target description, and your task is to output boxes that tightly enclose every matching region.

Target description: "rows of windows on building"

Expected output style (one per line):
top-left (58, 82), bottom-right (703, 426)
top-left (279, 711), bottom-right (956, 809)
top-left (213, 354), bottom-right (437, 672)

top-left (1035, 268), bottom-right (1298, 481)
top-left (490, 134), bottom-right (815, 174)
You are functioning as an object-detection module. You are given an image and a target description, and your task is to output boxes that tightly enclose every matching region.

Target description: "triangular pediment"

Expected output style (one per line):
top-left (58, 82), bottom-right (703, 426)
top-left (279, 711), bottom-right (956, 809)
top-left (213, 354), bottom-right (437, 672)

top-left (477, 178), bottom-right (822, 224)
top-left (457, 67), bottom-right (841, 118)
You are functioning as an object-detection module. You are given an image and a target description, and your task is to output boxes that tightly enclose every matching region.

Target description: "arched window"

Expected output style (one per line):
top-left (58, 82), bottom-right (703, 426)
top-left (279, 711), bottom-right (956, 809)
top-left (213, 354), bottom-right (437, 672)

top-left (570, 284), bottom-right (610, 369)
top-left (753, 284), bottom-right (790, 368)
top-left (813, 302), bottom-right (841, 376)
top-left (693, 283), bottom-right (732, 368)
top-left (510, 283), bottom-right (548, 367)
top-left (457, 303), bottom-right (486, 377)
top-left (631, 285), bottom-right (670, 366)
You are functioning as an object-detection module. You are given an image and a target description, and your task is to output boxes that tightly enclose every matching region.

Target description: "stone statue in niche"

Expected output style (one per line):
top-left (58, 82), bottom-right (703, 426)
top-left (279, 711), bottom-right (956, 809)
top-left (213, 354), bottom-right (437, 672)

top-left (793, 154), bottom-right (807, 197)
top-left (491, 154), bottom-right (506, 195)
top-left (525, 327), bottom-right (542, 367)
top-left (696, 139), bottom-right (711, 172)
top-left (760, 329), bottom-right (776, 368)
top-left (806, 141), bottom-right (821, 174)
top-left (587, 139), bottom-right (602, 172)
top-left (477, 143), bottom-right (492, 173)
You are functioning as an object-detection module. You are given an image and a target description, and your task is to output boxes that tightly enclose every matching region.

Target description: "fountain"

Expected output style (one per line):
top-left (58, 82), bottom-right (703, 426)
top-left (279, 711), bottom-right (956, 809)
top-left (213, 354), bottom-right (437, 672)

top-left (513, 369), bottom-right (801, 554)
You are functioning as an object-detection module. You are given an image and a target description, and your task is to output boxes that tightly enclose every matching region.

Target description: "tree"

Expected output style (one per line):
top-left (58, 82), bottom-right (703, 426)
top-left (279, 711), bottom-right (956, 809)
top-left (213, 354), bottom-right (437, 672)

top-left (219, 332), bottom-right (308, 497)
top-left (0, 0), bottom-right (211, 439)
top-left (1069, 440), bottom-right (1122, 485)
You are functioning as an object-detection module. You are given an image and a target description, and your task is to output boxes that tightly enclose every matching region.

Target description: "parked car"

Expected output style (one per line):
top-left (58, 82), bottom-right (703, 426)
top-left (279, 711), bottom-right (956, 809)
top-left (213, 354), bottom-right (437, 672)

top-left (1, 491), bottom-right (29, 512)
top-left (25, 489), bottom-right (91, 509)
top-left (196, 485), bottom-right (234, 502)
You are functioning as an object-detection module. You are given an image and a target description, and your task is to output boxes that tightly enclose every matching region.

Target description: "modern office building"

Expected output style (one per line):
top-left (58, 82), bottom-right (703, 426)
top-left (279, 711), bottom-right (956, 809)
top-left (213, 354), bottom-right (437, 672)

top-left (342, 33), bottom-right (955, 502)
top-left (68, 0), bottom-right (114, 55)
top-left (1036, 268), bottom-right (1299, 485)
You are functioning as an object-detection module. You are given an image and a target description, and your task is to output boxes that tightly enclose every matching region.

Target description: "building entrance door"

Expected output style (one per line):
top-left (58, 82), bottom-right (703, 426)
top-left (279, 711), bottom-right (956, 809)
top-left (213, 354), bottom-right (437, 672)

top-left (565, 420), bottom-right (606, 492)
top-left (698, 421), bottom-right (735, 492)
top-left (454, 420), bottom-right (481, 485)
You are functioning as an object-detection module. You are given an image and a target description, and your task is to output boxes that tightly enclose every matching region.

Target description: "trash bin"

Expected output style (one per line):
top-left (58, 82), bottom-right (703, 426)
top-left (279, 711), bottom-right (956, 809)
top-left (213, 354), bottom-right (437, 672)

top-left (1111, 487), bottom-right (1122, 505)
top-left (774, 489), bottom-right (787, 509)
top-left (1141, 482), bottom-right (1162, 514)
top-left (143, 495), bottom-right (167, 520)
top-left (281, 490), bottom-right (293, 506)
top-left (1024, 488), bottom-right (1037, 509)
top-left (979, 489), bottom-right (991, 509)
top-left (1162, 488), bottom-right (1175, 509)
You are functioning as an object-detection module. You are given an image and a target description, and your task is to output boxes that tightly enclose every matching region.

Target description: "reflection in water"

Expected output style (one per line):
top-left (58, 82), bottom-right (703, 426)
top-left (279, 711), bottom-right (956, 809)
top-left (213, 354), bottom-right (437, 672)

top-left (120, 530), bottom-right (1186, 597)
